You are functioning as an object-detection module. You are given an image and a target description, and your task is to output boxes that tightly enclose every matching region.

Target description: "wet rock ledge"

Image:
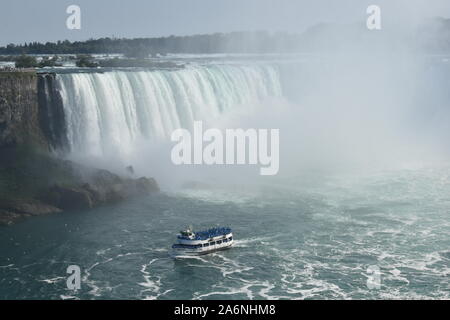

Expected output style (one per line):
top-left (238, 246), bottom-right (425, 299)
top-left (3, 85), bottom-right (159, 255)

top-left (0, 149), bottom-right (159, 225)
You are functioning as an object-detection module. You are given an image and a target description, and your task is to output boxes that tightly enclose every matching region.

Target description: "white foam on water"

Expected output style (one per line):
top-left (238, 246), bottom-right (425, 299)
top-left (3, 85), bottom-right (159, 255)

top-left (193, 283), bottom-right (256, 300)
top-left (139, 258), bottom-right (174, 299)
top-left (39, 276), bottom-right (66, 284)
top-left (233, 236), bottom-right (275, 248)
top-left (203, 253), bottom-right (254, 277)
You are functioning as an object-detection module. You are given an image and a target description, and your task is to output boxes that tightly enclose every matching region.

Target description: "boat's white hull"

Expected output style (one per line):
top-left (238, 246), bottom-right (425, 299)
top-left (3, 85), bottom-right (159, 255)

top-left (172, 239), bottom-right (234, 257)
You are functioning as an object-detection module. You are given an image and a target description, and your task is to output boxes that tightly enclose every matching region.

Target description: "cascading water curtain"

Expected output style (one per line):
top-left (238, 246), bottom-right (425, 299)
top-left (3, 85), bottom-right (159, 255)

top-left (57, 64), bottom-right (282, 157)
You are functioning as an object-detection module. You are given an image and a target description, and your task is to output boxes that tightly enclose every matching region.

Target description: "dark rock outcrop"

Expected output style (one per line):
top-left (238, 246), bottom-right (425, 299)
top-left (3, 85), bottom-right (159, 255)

top-left (5, 199), bottom-right (62, 216)
top-left (0, 199), bottom-right (62, 225)
top-left (45, 185), bottom-right (94, 210)
top-left (0, 150), bottom-right (160, 225)
top-left (44, 176), bottom-right (159, 211)
top-left (134, 177), bottom-right (159, 194)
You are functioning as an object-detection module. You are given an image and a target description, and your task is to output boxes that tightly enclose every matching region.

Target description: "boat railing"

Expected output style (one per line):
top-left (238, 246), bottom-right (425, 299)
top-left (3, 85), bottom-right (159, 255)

top-left (177, 227), bottom-right (232, 241)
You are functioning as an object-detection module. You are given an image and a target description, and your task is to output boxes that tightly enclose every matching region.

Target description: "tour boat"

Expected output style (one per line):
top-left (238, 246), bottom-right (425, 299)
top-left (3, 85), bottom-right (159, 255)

top-left (171, 226), bottom-right (233, 257)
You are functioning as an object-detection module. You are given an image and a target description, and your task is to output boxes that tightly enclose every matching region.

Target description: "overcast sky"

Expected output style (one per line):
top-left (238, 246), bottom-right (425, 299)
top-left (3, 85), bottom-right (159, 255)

top-left (0, 0), bottom-right (449, 46)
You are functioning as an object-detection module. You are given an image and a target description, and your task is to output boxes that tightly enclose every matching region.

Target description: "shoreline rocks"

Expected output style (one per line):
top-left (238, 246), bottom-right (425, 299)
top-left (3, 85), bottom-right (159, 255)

top-left (0, 152), bottom-right (160, 226)
top-left (44, 176), bottom-right (159, 211)
top-left (0, 199), bottom-right (62, 225)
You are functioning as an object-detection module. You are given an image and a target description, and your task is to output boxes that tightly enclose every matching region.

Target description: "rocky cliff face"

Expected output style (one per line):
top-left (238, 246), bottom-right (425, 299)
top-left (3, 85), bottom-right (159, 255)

top-left (0, 71), bottom-right (48, 150)
top-left (0, 71), bottom-right (160, 225)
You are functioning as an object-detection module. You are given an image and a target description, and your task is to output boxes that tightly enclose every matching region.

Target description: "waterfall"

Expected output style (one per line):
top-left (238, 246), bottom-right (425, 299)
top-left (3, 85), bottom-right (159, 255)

top-left (37, 73), bottom-right (68, 150)
top-left (56, 64), bottom-right (282, 157)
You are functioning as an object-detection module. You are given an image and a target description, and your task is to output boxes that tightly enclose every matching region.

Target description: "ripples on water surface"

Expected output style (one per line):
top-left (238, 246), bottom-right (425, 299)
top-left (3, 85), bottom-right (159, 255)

top-left (0, 168), bottom-right (449, 299)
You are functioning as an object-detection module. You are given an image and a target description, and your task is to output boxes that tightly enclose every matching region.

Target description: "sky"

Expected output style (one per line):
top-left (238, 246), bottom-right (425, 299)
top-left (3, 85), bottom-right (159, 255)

top-left (0, 0), bottom-right (449, 46)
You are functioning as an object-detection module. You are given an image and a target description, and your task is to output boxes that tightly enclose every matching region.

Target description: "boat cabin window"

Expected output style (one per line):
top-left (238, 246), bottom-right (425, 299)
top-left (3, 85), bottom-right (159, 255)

top-left (228, 237), bottom-right (233, 241)
top-left (173, 244), bottom-right (200, 249)
top-left (217, 240), bottom-right (222, 244)
top-left (209, 241), bottom-right (215, 245)
top-left (203, 243), bottom-right (209, 247)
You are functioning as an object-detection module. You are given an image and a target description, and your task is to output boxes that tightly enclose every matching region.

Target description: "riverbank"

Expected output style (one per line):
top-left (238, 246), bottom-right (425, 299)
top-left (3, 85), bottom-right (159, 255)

top-left (0, 147), bottom-right (159, 225)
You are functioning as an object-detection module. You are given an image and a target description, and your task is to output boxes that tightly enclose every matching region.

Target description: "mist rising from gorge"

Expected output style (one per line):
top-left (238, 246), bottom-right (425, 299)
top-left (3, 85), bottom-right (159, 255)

top-left (46, 9), bottom-right (450, 190)
top-left (58, 53), bottom-right (450, 191)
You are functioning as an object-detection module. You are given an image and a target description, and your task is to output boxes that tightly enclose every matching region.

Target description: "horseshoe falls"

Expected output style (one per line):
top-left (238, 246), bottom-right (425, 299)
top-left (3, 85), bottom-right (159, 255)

top-left (55, 64), bottom-right (282, 157)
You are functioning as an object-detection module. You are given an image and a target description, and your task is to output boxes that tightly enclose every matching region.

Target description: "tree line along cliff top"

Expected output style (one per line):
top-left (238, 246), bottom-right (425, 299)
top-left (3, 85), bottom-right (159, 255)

top-left (1, 19), bottom-right (450, 55)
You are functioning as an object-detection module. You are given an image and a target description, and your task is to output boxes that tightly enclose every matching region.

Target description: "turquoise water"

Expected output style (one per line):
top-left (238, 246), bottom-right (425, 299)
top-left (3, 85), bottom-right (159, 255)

top-left (1, 169), bottom-right (449, 299)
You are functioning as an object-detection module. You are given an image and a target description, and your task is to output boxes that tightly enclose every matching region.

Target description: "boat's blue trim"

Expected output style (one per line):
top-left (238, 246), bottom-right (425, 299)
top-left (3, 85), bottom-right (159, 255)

top-left (177, 227), bottom-right (232, 240)
top-left (172, 244), bottom-right (202, 249)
